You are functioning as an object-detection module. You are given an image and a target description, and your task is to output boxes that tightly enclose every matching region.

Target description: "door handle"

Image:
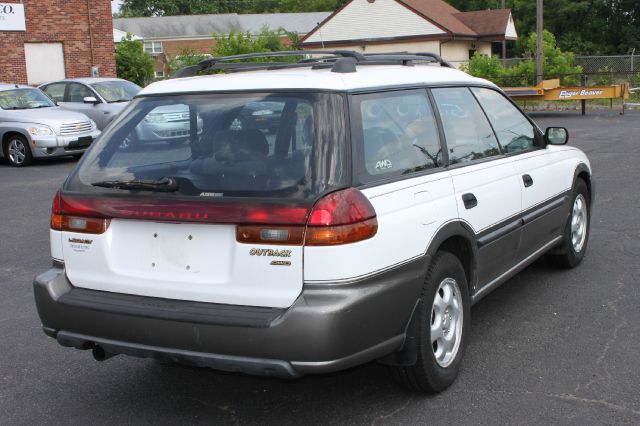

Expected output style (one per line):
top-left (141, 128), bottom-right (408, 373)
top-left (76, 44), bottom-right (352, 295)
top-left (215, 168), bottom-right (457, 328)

top-left (462, 193), bottom-right (477, 209)
top-left (522, 174), bottom-right (534, 188)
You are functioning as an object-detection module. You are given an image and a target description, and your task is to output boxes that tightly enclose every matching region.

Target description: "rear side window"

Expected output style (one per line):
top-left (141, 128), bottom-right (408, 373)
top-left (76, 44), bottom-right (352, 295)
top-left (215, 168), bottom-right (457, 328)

top-left (471, 87), bottom-right (538, 154)
top-left (68, 83), bottom-right (94, 103)
top-left (352, 89), bottom-right (442, 183)
top-left (42, 83), bottom-right (66, 102)
top-left (70, 93), bottom-right (347, 199)
top-left (432, 87), bottom-right (500, 164)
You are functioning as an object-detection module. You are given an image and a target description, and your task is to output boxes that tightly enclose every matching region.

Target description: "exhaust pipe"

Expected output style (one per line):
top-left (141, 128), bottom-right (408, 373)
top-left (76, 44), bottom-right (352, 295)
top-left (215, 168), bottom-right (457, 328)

top-left (92, 346), bottom-right (117, 362)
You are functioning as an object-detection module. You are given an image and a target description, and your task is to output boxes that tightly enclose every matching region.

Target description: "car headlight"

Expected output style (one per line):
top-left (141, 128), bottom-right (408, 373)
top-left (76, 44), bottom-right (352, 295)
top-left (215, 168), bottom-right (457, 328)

top-left (28, 126), bottom-right (55, 137)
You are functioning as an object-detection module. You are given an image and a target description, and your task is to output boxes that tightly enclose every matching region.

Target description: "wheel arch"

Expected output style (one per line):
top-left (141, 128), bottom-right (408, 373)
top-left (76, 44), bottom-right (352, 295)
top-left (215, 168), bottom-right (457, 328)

top-left (573, 163), bottom-right (593, 205)
top-left (381, 222), bottom-right (477, 368)
top-left (1, 128), bottom-right (32, 157)
top-left (426, 221), bottom-right (478, 294)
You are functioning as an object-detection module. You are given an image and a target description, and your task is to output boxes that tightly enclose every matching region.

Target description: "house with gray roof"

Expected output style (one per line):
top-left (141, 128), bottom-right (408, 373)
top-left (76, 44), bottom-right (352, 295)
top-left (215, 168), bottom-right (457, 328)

top-left (113, 12), bottom-right (331, 78)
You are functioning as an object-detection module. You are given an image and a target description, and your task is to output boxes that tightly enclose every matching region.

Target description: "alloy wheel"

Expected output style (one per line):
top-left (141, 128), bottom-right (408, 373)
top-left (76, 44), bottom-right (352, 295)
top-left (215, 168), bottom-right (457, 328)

top-left (430, 277), bottom-right (463, 368)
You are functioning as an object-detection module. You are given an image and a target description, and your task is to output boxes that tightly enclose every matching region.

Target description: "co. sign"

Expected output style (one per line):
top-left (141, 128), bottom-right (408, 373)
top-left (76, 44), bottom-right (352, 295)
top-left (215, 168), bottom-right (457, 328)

top-left (0, 4), bottom-right (15, 14)
top-left (0, 3), bottom-right (26, 31)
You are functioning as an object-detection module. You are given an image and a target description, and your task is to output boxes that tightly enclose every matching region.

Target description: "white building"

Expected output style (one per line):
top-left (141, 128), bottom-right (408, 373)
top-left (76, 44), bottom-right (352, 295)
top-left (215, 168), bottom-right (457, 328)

top-left (299, 0), bottom-right (518, 66)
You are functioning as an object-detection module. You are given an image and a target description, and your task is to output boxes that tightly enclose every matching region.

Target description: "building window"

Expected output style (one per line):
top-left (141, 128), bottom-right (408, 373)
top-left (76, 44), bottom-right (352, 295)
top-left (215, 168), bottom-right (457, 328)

top-left (155, 70), bottom-right (165, 79)
top-left (144, 41), bottom-right (163, 54)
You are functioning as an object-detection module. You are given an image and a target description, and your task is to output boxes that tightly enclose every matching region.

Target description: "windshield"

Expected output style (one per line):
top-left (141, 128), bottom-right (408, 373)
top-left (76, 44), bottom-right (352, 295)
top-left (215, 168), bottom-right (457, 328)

top-left (91, 81), bottom-right (141, 103)
top-left (0, 88), bottom-right (56, 110)
top-left (69, 92), bottom-right (348, 199)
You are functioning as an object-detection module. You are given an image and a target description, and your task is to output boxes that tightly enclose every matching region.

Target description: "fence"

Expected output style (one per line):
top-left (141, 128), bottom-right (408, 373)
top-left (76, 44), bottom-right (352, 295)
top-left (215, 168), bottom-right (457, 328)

top-left (449, 54), bottom-right (640, 88)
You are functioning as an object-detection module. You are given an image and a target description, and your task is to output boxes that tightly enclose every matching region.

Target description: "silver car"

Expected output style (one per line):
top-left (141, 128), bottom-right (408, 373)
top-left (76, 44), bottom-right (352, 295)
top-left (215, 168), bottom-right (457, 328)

top-left (39, 78), bottom-right (141, 130)
top-left (0, 84), bottom-right (101, 167)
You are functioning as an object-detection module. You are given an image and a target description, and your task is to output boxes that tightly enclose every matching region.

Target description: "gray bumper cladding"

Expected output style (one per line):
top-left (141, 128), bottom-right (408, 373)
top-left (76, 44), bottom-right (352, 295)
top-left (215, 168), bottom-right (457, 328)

top-left (33, 258), bottom-right (429, 378)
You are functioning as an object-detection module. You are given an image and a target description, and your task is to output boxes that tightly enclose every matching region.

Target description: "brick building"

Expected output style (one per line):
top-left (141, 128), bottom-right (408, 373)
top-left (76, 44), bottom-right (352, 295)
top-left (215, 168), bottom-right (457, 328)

top-left (0, 0), bottom-right (116, 85)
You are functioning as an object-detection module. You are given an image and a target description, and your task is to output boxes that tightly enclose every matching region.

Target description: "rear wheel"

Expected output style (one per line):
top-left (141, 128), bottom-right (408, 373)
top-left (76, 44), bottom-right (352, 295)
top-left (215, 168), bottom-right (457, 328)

top-left (547, 179), bottom-right (590, 268)
top-left (390, 251), bottom-right (469, 393)
top-left (3, 134), bottom-right (33, 167)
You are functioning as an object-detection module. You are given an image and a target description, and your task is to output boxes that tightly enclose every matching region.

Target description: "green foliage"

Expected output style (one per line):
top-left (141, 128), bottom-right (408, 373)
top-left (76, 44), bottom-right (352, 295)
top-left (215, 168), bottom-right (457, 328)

top-left (167, 48), bottom-right (211, 76)
top-left (118, 0), bottom-right (348, 17)
top-left (465, 30), bottom-right (582, 87)
top-left (115, 34), bottom-right (154, 87)
top-left (214, 27), bottom-right (301, 62)
top-left (446, 0), bottom-right (640, 55)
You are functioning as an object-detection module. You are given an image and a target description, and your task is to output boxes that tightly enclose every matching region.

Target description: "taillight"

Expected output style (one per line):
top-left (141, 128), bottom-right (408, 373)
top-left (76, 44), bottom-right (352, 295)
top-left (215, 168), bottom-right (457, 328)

top-left (50, 188), bottom-right (377, 244)
top-left (237, 188), bottom-right (378, 246)
top-left (50, 190), bottom-right (110, 234)
top-left (236, 226), bottom-right (305, 245)
top-left (305, 188), bottom-right (377, 246)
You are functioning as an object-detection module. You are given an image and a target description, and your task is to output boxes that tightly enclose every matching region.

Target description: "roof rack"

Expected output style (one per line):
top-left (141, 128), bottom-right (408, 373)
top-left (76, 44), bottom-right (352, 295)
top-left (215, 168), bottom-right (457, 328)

top-left (171, 50), bottom-right (453, 79)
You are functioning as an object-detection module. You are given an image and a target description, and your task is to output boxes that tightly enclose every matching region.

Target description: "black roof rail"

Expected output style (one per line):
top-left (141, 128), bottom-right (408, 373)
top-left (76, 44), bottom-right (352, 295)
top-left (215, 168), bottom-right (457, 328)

top-left (171, 50), bottom-right (452, 79)
top-left (172, 50), bottom-right (365, 79)
top-left (361, 52), bottom-right (453, 68)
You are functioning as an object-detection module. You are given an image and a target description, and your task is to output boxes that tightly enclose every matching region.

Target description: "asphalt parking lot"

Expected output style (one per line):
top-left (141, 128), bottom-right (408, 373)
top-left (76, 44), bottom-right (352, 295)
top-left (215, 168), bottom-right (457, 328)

top-left (1, 110), bottom-right (639, 425)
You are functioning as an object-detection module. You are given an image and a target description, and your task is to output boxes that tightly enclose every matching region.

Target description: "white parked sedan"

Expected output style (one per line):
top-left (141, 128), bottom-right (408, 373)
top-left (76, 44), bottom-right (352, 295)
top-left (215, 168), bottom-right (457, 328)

top-left (0, 84), bottom-right (100, 166)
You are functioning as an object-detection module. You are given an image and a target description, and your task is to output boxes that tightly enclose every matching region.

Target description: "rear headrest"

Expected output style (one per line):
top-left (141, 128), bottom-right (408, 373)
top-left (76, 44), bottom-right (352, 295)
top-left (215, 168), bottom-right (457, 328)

top-left (213, 130), bottom-right (269, 161)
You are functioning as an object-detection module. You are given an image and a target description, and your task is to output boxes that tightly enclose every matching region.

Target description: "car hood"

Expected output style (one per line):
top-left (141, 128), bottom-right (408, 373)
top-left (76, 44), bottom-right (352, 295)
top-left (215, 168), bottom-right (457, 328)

top-left (0, 107), bottom-right (92, 132)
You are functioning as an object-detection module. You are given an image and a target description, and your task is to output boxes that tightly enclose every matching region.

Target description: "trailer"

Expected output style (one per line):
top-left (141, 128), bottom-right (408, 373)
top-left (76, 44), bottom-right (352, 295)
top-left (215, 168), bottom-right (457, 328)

top-left (503, 79), bottom-right (632, 115)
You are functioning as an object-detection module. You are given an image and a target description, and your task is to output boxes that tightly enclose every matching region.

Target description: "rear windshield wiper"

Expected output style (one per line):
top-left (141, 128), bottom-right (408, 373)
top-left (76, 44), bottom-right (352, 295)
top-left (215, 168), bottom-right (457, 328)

top-left (91, 177), bottom-right (178, 192)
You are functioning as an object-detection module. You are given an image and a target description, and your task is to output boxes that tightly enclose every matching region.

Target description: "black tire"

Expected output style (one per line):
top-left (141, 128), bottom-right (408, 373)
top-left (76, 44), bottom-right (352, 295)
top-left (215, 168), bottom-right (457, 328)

top-left (3, 134), bottom-right (33, 167)
top-left (547, 179), bottom-right (590, 268)
top-left (72, 153), bottom-right (84, 160)
top-left (390, 251), bottom-right (470, 393)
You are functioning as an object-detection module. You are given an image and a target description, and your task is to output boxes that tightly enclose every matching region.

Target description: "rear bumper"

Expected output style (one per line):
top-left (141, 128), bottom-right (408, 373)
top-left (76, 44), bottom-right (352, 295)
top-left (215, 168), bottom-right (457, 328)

top-left (33, 257), bottom-right (428, 378)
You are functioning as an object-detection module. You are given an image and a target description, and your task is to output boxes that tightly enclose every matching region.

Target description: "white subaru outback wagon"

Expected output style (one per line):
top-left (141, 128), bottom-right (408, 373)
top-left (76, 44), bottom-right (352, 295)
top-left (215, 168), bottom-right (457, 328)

top-left (34, 51), bottom-right (593, 393)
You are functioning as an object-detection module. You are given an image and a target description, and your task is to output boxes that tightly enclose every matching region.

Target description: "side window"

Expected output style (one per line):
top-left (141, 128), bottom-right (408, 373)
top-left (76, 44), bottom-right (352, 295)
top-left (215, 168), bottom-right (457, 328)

top-left (471, 87), bottom-right (537, 154)
top-left (432, 87), bottom-right (500, 164)
top-left (68, 83), bottom-right (94, 103)
top-left (42, 83), bottom-right (66, 102)
top-left (353, 89), bottom-right (442, 182)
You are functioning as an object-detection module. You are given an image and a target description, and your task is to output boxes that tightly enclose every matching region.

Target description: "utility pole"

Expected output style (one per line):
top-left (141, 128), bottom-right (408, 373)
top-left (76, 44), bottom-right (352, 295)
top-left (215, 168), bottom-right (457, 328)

top-left (536, 0), bottom-right (544, 84)
top-left (501, 0), bottom-right (506, 62)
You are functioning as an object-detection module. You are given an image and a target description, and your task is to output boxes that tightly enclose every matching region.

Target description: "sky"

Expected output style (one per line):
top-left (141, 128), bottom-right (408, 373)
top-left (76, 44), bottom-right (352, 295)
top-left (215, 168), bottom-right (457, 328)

top-left (111, 0), bottom-right (123, 14)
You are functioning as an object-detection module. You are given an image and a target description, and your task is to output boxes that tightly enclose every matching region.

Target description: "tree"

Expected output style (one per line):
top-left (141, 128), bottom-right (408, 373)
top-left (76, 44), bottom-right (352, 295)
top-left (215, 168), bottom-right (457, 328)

top-left (167, 48), bottom-right (211, 76)
top-left (118, 0), bottom-right (348, 17)
top-left (115, 34), bottom-right (155, 86)
top-left (465, 30), bottom-right (582, 86)
top-left (447, 0), bottom-right (640, 55)
top-left (214, 27), bottom-right (300, 61)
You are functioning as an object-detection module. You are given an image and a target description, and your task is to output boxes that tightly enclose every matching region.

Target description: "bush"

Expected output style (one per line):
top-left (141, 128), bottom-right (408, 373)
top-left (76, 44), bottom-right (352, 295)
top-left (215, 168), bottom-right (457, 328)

top-left (465, 30), bottom-right (582, 87)
top-left (214, 27), bottom-right (301, 62)
top-left (167, 48), bottom-right (211, 76)
top-left (115, 34), bottom-right (154, 87)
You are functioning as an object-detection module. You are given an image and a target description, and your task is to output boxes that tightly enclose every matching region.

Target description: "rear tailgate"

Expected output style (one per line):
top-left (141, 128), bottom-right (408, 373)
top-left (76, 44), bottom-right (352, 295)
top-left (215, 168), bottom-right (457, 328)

top-left (62, 219), bottom-right (303, 308)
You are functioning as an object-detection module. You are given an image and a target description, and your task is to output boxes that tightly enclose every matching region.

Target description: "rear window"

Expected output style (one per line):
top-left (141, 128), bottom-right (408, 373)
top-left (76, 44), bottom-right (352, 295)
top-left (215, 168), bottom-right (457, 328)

top-left (68, 92), bottom-right (348, 199)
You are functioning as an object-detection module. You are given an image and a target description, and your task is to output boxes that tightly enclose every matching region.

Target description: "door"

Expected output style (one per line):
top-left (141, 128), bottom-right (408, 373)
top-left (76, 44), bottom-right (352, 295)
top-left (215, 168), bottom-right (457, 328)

top-left (470, 87), bottom-right (567, 262)
top-left (431, 87), bottom-right (522, 287)
top-left (24, 43), bottom-right (65, 85)
top-left (304, 89), bottom-right (457, 283)
top-left (59, 83), bottom-right (103, 125)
